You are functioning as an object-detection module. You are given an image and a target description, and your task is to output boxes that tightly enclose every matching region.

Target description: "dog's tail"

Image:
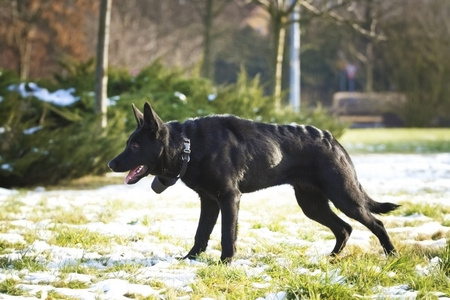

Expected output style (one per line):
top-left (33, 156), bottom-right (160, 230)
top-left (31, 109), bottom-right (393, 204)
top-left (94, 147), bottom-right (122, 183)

top-left (367, 198), bottom-right (400, 215)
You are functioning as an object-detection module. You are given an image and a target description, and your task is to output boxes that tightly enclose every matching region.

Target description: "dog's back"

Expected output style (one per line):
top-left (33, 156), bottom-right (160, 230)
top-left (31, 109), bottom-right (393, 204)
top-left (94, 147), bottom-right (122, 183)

top-left (180, 115), bottom-right (348, 193)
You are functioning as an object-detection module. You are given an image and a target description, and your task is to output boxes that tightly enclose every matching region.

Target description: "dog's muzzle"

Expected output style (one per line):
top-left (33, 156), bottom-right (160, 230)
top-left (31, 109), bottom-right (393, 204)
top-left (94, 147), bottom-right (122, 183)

top-left (107, 159), bottom-right (117, 171)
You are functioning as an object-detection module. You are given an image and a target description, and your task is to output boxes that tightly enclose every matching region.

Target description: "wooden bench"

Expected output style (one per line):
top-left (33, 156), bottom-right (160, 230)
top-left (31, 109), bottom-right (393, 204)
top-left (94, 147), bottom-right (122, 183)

top-left (332, 92), bottom-right (406, 127)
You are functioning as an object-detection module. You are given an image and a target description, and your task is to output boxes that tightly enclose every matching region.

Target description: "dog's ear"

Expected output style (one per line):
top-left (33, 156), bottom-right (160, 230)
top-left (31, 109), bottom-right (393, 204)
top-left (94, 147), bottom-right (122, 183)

top-left (132, 103), bottom-right (144, 127)
top-left (143, 102), bottom-right (164, 132)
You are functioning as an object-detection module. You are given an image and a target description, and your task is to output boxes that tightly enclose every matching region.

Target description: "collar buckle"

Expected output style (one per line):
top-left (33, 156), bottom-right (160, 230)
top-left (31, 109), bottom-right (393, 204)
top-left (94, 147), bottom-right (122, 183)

top-left (182, 138), bottom-right (191, 162)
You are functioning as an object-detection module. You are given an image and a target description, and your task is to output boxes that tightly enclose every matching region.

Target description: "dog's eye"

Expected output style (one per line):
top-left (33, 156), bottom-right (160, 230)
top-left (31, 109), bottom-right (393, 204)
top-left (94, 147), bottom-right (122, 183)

top-left (131, 143), bottom-right (140, 150)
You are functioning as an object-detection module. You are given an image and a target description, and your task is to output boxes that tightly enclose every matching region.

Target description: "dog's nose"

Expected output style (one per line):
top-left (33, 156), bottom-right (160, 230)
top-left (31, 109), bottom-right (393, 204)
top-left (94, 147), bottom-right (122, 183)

top-left (108, 159), bottom-right (116, 170)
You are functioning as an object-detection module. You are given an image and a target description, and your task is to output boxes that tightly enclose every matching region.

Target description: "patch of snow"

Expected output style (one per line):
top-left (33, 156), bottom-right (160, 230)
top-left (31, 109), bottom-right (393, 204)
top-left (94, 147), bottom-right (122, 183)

top-left (257, 291), bottom-right (287, 300)
top-left (0, 233), bottom-right (25, 244)
top-left (0, 187), bottom-right (18, 200)
top-left (389, 222), bottom-right (450, 239)
top-left (371, 284), bottom-right (418, 299)
top-left (1, 163), bottom-right (13, 172)
top-left (8, 82), bottom-right (79, 106)
top-left (90, 279), bottom-right (133, 295)
top-left (107, 95), bottom-right (120, 106)
top-left (174, 91), bottom-right (187, 101)
top-left (0, 271), bottom-right (22, 284)
top-left (353, 154), bottom-right (450, 201)
top-left (319, 268), bottom-right (346, 285)
top-left (0, 154), bottom-right (449, 299)
top-left (297, 267), bottom-right (322, 276)
top-left (415, 256), bottom-right (442, 276)
top-left (23, 272), bottom-right (57, 284)
top-left (64, 273), bottom-right (94, 283)
top-left (208, 93), bottom-right (217, 101)
top-left (23, 125), bottom-right (43, 135)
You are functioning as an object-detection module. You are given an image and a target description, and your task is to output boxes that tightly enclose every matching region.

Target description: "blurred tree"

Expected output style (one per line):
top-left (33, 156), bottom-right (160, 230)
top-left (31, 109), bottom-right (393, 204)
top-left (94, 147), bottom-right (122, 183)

top-left (300, 19), bottom-right (342, 105)
top-left (300, 0), bottom-right (387, 93)
top-left (108, 1), bottom-right (204, 71)
top-left (95, 0), bottom-right (112, 128)
top-left (378, 0), bottom-right (450, 126)
top-left (1, 0), bottom-right (448, 128)
top-left (0, 0), bottom-right (97, 79)
top-left (189, 0), bottom-right (234, 79)
top-left (247, 0), bottom-right (377, 109)
top-left (214, 24), bottom-right (271, 87)
top-left (247, 0), bottom-right (298, 111)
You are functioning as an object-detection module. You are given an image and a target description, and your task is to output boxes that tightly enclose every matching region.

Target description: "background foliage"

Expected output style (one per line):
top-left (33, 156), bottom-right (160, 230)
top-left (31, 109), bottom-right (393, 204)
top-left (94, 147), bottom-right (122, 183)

top-left (1, 0), bottom-right (449, 127)
top-left (0, 62), bottom-right (346, 188)
top-left (1, 0), bottom-right (448, 187)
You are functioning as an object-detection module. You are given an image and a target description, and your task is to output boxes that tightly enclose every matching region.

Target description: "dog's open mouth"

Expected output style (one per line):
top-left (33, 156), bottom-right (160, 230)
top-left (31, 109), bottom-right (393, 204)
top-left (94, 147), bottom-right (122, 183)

top-left (125, 165), bottom-right (149, 184)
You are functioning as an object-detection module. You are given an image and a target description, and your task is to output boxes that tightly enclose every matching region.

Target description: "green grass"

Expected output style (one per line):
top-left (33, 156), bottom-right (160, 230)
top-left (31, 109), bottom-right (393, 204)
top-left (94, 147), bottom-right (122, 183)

top-left (1, 129), bottom-right (450, 299)
top-left (340, 128), bottom-right (450, 153)
top-left (390, 202), bottom-right (450, 233)
top-left (195, 263), bottom-right (269, 299)
top-left (28, 203), bottom-right (91, 225)
top-left (251, 220), bottom-right (287, 233)
top-left (46, 174), bottom-right (124, 190)
top-left (97, 199), bottom-right (133, 223)
top-left (0, 279), bottom-right (24, 296)
top-left (396, 202), bottom-right (450, 220)
top-left (50, 226), bottom-right (112, 249)
top-left (0, 255), bottom-right (46, 272)
top-left (174, 234), bottom-right (449, 299)
top-left (185, 243), bottom-right (450, 299)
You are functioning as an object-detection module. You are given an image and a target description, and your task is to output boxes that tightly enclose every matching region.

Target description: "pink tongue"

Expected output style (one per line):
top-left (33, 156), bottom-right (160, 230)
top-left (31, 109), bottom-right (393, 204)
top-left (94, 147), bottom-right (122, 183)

top-left (125, 170), bottom-right (135, 184)
top-left (125, 166), bottom-right (140, 184)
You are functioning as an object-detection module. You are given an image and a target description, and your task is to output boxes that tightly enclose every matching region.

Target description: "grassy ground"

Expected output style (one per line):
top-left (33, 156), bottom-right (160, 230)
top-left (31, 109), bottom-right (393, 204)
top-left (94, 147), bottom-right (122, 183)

top-left (45, 174), bottom-right (124, 191)
top-left (1, 128), bottom-right (450, 299)
top-left (340, 128), bottom-right (450, 153)
top-left (1, 183), bottom-right (450, 299)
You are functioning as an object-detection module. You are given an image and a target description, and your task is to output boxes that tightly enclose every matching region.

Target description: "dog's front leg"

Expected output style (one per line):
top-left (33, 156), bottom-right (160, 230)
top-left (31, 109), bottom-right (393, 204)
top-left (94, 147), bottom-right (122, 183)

top-left (219, 190), bottom-right (241, 263)
top-left (184, 195), bottom-right (220, 260)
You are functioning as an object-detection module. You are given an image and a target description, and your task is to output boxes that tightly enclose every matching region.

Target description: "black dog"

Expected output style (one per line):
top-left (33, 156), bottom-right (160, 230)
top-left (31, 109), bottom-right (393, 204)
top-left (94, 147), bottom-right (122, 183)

top-left (108, 102), bottom-right (398, 262)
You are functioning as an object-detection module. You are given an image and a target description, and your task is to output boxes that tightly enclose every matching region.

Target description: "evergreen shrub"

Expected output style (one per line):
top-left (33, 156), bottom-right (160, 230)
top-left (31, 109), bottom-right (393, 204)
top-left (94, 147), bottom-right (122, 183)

top-left (0, 88), bottom-right (125, 188)
top-left (0, 61), bottom-right (346, 188)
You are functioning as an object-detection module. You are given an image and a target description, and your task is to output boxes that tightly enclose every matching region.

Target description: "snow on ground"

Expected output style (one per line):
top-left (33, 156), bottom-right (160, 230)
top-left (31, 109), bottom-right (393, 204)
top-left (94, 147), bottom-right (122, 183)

top-left (0, 154), bottom-right (449, 299)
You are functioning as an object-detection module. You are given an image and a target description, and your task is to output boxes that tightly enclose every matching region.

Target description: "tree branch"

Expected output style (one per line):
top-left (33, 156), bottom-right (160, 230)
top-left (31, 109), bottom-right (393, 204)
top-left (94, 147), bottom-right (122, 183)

top-left (300, 0), bottom-right (386, 41)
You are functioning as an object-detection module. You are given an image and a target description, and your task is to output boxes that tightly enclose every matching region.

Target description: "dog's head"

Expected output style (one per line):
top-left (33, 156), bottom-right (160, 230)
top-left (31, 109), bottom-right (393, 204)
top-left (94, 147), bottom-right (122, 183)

top-left (108, 102), bottom-right (168, 184)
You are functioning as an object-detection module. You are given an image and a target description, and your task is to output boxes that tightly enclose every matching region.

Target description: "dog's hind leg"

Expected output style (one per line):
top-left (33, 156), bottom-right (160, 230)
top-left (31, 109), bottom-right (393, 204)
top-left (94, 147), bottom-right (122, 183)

top-left (326, 185), bottom-right (396, 255)
top-left (294, 185), bottom-right (353, 256)
top-left (337, 203), bottom-right (395, 255)
top-left (184, 193), bottom-right (220, 260)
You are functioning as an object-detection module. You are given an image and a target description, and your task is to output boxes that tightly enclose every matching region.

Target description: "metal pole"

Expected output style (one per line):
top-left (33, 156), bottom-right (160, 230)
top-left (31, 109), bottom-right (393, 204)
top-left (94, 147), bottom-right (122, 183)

top-left (289, 1), bottom-right (300, 112)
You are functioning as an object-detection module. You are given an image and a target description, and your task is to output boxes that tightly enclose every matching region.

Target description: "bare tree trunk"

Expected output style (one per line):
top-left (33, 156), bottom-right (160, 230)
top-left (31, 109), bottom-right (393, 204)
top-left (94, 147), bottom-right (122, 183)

top-left (19, 32), bottom-right (32, 80)
top-left (274, 21), bottom-right (285, 111)
top-left (254, 0), bottom-right (298, 111)
top-left (201, 0), bottom-right (213, 79)
top-left (365, 41), bottom-right (373, 92)
top-left (10, 0), bottom-right (33, 80)
top-left (95, 0), bottom-right (112, 128)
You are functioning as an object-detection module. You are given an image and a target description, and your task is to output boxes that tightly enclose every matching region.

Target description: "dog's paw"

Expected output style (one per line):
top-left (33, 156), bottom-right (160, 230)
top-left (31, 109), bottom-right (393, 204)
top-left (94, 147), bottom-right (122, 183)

top-left (182, 253), bottom-right (200, 261)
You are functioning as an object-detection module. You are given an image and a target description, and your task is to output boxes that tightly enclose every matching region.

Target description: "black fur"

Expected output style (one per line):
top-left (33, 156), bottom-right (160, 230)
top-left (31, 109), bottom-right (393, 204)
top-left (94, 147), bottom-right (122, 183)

top-left (108, 102), bottom-right (399, 262)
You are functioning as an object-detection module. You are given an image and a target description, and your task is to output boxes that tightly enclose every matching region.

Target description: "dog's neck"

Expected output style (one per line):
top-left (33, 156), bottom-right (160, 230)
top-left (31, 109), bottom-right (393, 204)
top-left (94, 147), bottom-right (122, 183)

top-left (151, 125), bottom-right (191, 193)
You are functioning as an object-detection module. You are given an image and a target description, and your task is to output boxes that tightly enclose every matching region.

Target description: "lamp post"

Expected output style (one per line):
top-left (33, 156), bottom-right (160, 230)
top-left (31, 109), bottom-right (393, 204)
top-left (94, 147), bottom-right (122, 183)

top-left (289, 0), bottom-right (300, 112)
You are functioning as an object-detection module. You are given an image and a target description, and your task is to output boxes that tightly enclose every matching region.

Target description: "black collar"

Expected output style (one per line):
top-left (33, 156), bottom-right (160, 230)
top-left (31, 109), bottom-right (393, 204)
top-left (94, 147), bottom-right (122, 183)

top-left (151, 129), bottom-right (191, 194)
